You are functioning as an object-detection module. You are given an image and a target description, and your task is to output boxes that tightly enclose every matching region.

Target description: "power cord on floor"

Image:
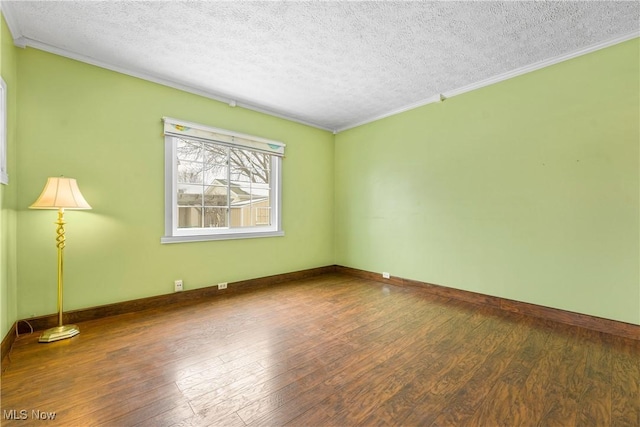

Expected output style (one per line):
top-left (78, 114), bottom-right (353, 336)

top-left (15, 319), bottom-right (34, 338)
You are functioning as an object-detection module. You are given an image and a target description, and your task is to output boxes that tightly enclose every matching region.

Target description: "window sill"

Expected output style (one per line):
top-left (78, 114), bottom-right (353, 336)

top-left (161, 230), bottom-right (285, 244)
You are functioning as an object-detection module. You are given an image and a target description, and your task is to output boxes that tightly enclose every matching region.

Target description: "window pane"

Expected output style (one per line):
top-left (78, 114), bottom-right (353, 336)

top-left (255, 205), bottom-right (271, 226)
top-left (251, 186), bottom-right (271, 199)
top-left (202, 143), bottom-right (228, 184)
top-left (177, 160), bottom-right (203, 184)
top-left (203, 185), bottom-right (228, 207)
top-left (253, 168), bottom-right (270, 185)
top-left (203, 143), bottom-right (227, 164)
top-left (203, 208), bottom-right (228, 228)
top-left (230, 149), bottom-right (270, 184)
top-left (229, 167), bottom-right (270, 185)
top-left (178, 207), bottom-right (202, 228)
top-left (203, 166), bottom-right (228, 185)
top-left (249, 182), bottom-right (271, 192)
top-left (228, 183), bottom-right (257, 206)
top-left (229, 167), bottom-right (250, 183)
top-left (229, 197), bottom-right (271, 227)
top-left (177, 184), bottom-right (203, 206)
top-left (177, 139), bottom-right (203, 161)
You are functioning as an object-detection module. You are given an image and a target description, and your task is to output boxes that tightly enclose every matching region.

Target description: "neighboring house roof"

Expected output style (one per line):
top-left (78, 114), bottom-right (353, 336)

top-left (212, 179), bottom-right (252, 200)
top-left (178, 179), bottom-right (267, 207)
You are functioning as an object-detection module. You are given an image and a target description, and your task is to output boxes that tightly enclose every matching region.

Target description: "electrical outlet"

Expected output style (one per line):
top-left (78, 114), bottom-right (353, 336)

top-left (174, 279), bottom-right (183, 292)
top-left (382, 272), bottom-right (390, 279)
top-left (218, 282), bottom-right (228, 290)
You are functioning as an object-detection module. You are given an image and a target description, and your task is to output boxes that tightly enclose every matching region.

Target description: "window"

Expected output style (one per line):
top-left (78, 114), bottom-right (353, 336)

top-left (161, 117), bottom-right (285, 243)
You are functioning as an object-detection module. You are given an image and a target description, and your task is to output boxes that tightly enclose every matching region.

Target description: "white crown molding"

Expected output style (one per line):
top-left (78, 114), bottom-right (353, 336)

top-left (336, 94), bottom-right (443, 133)
top-left (1, 0), bottom-right (333, 132)
top-left (2, 0), bottom-right (637, 135)
top-left (0, 1), bottom-right (23, 44)
top-left (18, 37), bottom-right (333, 131)
top-left (335, 31), bottom-right (640, 133)
top-left (444, 31), bottom-right (640, 100)
top-left (13, 36), bottom-right (27, 48)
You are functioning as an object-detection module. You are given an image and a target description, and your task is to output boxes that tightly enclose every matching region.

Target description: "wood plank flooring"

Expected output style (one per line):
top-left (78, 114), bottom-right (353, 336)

top-left (1, 273), bottom-right (639, 426)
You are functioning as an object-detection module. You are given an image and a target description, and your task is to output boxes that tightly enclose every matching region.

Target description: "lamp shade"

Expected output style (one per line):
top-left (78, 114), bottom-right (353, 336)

top-left (30, 177), bottom-right (92, 210)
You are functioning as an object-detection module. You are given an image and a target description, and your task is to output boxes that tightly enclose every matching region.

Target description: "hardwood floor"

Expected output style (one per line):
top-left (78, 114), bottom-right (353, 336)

top-left (1, 273), bottom-right (638, 426)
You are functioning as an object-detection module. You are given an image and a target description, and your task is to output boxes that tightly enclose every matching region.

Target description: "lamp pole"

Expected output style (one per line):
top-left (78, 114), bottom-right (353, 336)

top-left (55, 208), bottom-right (66, 328)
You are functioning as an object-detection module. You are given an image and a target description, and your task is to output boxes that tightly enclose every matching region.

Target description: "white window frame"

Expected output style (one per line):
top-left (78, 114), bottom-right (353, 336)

top-left (161, 119), bottom-right (284, 244)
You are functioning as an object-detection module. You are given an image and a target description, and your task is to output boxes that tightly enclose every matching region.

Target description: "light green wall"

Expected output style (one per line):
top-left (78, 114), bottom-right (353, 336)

top-left (15, 48), bottom-right (334, 318)
top-left (335, 39), bottom-right (640, 325)
top-left (1, 13), bottom-right (19, 338)
top-left (5, 31), bottom-right (639, 329)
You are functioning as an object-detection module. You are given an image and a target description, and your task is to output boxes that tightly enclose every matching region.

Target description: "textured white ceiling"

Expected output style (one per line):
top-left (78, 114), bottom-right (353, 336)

top-left (2, 1), bottom-right (639, 132)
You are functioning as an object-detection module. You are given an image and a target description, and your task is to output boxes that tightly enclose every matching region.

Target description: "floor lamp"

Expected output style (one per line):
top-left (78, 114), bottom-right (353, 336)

top-left (29, 177), bottom-right (92, 343)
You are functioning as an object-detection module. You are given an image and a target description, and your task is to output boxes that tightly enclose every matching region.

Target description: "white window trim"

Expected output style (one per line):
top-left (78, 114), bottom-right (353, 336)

top-left (161, 121), bottom-right (284, 244)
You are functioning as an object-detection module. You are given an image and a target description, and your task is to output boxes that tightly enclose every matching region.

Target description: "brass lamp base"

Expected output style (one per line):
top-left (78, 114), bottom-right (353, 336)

top-left (38, 325), bottom-right (80, 343)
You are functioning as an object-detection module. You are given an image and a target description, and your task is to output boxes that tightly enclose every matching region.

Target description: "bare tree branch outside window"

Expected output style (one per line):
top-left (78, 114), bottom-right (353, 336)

top-left (176, 138), bottom-right (272, 228)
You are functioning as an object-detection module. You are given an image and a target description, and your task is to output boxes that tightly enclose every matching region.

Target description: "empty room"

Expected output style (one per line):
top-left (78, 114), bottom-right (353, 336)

top-left (1, 1), bottom-right (638, 426)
